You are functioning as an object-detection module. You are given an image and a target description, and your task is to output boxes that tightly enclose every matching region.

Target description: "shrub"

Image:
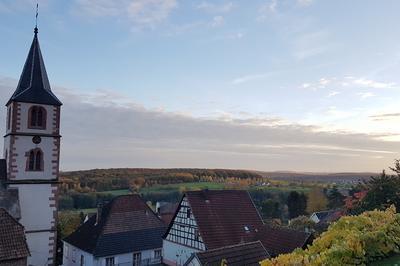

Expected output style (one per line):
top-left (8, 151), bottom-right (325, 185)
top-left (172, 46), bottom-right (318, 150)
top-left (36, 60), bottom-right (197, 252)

top-left (261, 206), bottom-right (400, 266)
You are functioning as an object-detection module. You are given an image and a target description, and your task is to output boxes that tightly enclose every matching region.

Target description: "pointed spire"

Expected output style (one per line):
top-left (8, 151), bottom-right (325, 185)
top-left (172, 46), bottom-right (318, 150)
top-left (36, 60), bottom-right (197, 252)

top-left (7, 27), bottom-right (62, 106)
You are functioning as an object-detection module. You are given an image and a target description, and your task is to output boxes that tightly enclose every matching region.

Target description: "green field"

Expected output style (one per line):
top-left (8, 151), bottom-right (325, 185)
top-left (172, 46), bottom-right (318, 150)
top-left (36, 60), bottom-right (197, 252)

top-left (371, 255), bottom-right (400, 265)
top-left (97, 189), bottom-right (131, 196)
top-left (140, 182), bottom-right (226, 194)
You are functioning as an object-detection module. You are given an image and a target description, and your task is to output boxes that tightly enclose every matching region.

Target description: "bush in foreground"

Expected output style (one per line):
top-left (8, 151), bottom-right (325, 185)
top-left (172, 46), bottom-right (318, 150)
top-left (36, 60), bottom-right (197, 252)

top-left (261, 206), bottom-right (400, 266)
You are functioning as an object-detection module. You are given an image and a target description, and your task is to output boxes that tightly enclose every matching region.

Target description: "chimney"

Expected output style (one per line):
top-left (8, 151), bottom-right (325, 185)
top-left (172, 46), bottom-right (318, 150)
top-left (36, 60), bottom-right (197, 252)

top-left (96, 203), bottom-right (103, 225)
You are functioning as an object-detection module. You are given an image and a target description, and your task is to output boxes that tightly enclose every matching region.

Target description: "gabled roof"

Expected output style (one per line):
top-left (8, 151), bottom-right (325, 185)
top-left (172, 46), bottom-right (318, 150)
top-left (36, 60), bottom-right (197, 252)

top-left (166, 190), bottom-right (264, 250)
top-left (0, 208), bottom-right (30, 262)
top-left (254, 226), bottom-right (313, 257)
top-left (165, 189), bottom-right (313, 257)
top-left (186, 241), bottom-right (270, 266)
top-left (312, 210), bottom-right (343, 224)
top-left (7, 28), bottom-right (62, 106)
top-left (64, 194), bottom-right (165, 257)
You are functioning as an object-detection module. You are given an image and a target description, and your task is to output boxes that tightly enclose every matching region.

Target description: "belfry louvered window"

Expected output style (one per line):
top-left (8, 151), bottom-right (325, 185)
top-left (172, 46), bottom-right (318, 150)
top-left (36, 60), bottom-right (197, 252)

top-left (27, 149), bottom-right (43, 171)
top-left (28, 106), bottom-right (46, 129)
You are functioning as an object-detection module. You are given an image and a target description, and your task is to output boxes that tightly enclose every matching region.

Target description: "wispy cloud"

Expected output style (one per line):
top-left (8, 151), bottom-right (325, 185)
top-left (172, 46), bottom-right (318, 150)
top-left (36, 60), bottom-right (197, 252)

top-left (357, 92), bottom-right (375, 99)
top-left (353, 78), bottom-right (395, 89)
top-left (196, 1), bottom-right (234, 13)
top-left (73, 0), bottom-right (178, 29)
top-left (209, 15), bottom-right (225, 27)
top-left (1, 77), bottom-right (398, 171)
top-left (231, 72), bottom-right (273, 85)
top-left (297, 0), bottom-right (314, 6)
top-left (327, 91), bottom-right (340, 97)
top-left (369, 113), bottom-right (400, 121)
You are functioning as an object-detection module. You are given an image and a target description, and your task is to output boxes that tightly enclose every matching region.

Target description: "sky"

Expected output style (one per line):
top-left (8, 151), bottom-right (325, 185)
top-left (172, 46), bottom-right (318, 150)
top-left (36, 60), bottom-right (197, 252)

top-left (0, 0), bottom-right (400, 172)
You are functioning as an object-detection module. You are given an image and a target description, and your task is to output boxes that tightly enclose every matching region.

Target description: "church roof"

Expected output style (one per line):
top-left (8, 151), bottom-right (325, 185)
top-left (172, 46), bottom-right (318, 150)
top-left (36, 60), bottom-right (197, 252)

top-left (64, 194), bottom-right (166, 257)
top-left (7, 28), bottom-right (62, 106)
top-left (0, 208), bottom-right (30, 262)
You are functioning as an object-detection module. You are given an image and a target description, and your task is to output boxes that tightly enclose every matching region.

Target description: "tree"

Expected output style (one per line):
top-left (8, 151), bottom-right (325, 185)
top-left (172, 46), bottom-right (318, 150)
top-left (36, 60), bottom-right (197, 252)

top-left (287, 191), bottom-right (307, 219)
top-left (327, 186), bottom-right (345, 209)
top-left (261, 206), bottom-right (400, 266)
top-left (288, 215), bottom-right (316, 232)
top-left (261, 199), bottom-right (281, 219)
top-left (306, 187), bottom-right (327, 214)
top-left (357, 170), bottom-right (400, 212)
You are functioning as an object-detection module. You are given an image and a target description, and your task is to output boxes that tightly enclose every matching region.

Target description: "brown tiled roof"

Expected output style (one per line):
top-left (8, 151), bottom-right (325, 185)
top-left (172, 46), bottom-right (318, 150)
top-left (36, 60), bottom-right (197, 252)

top-left (165, 189), bottom-right (312, 257)
top-left (184, 190), bottom-right (264, 249)
top-left (189, 241), bottom-right (270, 266)
top-left (0, 208), bottom-right (29, 262)
top-left (254, 226), bottom-right (313, 257)
top-left (64, 194), bottom-right (166, 257)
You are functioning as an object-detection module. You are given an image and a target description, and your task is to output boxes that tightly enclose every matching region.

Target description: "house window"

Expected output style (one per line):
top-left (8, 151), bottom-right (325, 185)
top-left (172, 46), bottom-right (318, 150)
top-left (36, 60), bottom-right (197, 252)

top-left (154, 249), bottom-right (162, 259)
top-left (105, 257), bottom-right (115, 266)
top-left (64, 245), bottom-right (69, 258)
top-left (27, 149), bottom-right (43, 171)
top-left (133, 252), bottom-right (141, 266)
top-left (187, 208), bottom-right (191, 218)
top-left (80, 255), bottom-right (85, 266)
top-left (194, 229), bottom-right (199, 241)
top-left (7, 107), bottom-right (11, 130)
top-left (28, 106), bottom-right (46, 129)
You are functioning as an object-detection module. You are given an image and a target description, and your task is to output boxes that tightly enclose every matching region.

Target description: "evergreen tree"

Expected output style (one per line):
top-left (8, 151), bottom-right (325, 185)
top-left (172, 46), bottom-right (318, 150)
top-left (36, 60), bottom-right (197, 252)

top-left (327, 186), bottom-right (345, 209)
top-left (287, 191), bottom-right (307, 219)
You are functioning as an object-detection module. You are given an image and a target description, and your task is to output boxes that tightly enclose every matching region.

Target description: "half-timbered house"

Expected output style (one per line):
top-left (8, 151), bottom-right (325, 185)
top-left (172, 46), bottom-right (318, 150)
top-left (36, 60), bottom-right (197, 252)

top-left (163, 190), bottom-right (312, 265)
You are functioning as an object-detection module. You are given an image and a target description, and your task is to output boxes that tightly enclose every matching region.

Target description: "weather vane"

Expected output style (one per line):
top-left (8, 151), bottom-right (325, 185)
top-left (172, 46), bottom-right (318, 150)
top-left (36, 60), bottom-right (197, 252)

top-left (34, 2), bottom-right (39, 34)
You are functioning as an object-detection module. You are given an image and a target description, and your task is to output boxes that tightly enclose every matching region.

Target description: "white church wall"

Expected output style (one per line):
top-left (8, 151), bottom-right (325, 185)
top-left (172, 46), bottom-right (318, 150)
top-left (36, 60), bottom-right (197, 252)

top-left (27, 230), bottom-right (55, 266)
top-left (10, 183), bottom-right (56, 230)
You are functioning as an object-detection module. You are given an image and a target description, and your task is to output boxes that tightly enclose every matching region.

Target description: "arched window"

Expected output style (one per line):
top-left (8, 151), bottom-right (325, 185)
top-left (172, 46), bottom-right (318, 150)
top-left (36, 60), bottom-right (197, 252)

top-left (7, 107), bottom-right (11, 130)
top-left (28, 106), bottom-right (46, 129)
top-left (27, 149), bottom-right (43, 171)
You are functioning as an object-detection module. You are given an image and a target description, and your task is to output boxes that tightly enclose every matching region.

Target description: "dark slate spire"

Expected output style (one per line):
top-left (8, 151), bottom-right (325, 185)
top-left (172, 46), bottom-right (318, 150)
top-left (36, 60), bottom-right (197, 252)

top-left (7, 27), bottom-right (62, 106)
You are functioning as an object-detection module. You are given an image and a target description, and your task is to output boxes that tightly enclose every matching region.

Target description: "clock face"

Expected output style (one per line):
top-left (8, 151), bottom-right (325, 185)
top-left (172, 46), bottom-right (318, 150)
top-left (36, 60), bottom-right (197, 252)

top-left (32, 136), bottom-right (42, 144)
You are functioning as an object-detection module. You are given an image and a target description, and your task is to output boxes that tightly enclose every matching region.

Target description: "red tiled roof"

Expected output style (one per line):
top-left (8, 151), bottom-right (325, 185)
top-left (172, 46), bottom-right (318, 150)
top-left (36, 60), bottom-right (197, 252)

top-left (0, 208), bottom-right (30, 262)
top-left (185, 190), bottom-right (264, 250)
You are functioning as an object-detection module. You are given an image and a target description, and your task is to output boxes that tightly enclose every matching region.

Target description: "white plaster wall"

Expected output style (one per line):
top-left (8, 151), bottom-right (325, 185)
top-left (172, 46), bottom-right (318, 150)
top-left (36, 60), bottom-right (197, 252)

top-left (163, 240), bottom-right (199, 266)
top-left (10, 183), bottom-right (55, 230)
top-left (13, 135), bottom-right (56, 180)
top-left (18, 103), bottom-right (56, 135)
top-left (63, 242), bottom-right (95, 266)
top-left (63, 245), bottom-right (161, 266)
top-left (27, 231), bottom-right (54, 266)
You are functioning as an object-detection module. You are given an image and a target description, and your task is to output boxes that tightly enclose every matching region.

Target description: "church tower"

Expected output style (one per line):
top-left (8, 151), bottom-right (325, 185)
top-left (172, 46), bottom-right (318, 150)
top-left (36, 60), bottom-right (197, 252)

top-left (3, 26), bottom-right (62, 266)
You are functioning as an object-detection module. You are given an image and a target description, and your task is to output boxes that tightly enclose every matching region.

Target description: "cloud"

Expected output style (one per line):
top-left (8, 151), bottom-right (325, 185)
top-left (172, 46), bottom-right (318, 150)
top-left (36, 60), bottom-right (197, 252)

top-left (369, 113), bottom-right (400, 121)
top-left (231, 72), bottom-right (274, 85)
top-left (73, 0), bottom-right (177, 29)
top-left (297, 0), bottom-right (314, 6)
top-left (357, 92), bottom-right (375, 99)
top-left (327, 91), bottom-right (340, 97)
top-left (209, 15), bottom-right (225, 27)
top-left (1, 77), bottom-right (399, 172)
top-left (196, 1), bottom-right (234, 13)
top-left (301, 76), bottom-right (397, 92)
top-left (257, 0), bottom-right (277, 21)
top-left (353, 78), bottom-right (395, 89)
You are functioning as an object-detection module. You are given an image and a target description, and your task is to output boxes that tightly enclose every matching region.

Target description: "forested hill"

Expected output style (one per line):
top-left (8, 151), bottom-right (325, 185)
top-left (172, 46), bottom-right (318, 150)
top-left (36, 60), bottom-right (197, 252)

top-left (60, 168), bottom-right (376, 194)
top-left (60, 168), bottom-right (264, 193)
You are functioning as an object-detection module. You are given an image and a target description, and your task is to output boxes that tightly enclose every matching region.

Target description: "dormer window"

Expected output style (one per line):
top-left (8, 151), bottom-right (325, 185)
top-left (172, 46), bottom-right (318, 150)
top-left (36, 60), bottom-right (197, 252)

top-left (28, 106), bottom-right (46, 129)
top-left (27, 149), bottom-right (43, 171)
